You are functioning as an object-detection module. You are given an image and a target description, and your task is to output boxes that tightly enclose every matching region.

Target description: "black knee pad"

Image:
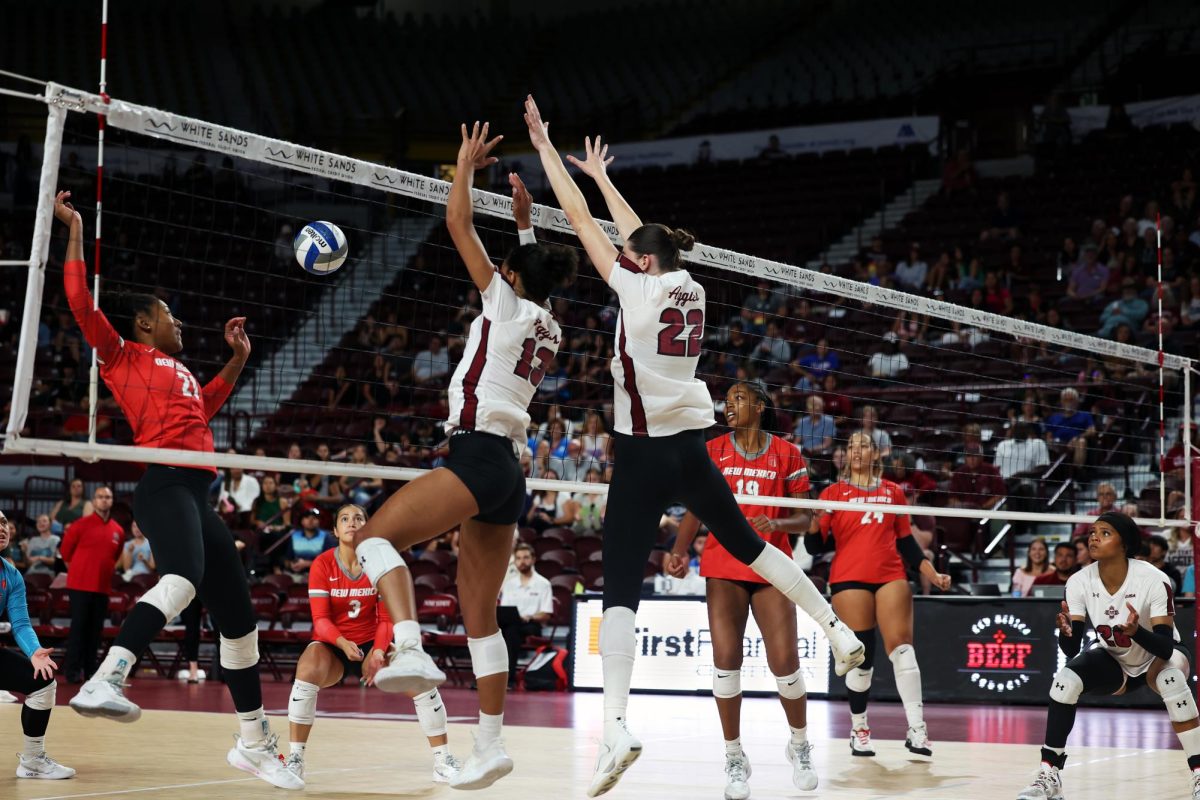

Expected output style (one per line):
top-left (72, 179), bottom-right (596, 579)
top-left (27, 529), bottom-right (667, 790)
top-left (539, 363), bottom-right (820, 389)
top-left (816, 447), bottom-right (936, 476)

top-left (854, 628), bottom-right (877, 669)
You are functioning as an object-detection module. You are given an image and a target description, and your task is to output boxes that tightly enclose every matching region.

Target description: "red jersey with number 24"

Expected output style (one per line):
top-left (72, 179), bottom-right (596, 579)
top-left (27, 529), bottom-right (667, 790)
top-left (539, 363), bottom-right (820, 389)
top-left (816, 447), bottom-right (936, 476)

top-left (307, 549), bottom-right (391, 653)
top-left (818, 480), bottom-right (912, 585)
top-left (700, 433), bottom-right (810, 583)
top-left (65, 260), bottom-right (232, 470)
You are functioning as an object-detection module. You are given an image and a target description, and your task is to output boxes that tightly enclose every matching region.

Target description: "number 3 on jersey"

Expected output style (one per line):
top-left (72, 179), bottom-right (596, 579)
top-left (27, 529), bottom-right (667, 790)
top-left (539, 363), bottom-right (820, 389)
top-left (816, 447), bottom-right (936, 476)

top-left (514, 338), bottom-right (554, 387)
top-left (657, 308), bottom-right (703, 357)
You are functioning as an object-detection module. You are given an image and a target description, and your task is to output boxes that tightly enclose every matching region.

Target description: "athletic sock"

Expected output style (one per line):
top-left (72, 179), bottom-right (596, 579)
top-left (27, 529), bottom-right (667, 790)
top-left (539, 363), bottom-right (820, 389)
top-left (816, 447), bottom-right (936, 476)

top-left (851, 712), bottom-right (868, 730)
top-left (236, 706), bottom-right (270, 748)
top-left (600, 606), bottom-right (637, 741)
top-left (724, 738), bottom-right (743, 757)
top-left (22, 735), bottom-right (45, 758)
top-left (789, 726), bottom-right (808, 746)
top-left (432, 744), bottom-right (450, 759)
top-left (394, 619), bottom-right (422, 648)
top-left (289, 742), bottom-right (306, 757)
top-left (477, 711), bottom-right (503, 747)
top-left (94, 645), bottom-right (137, 682)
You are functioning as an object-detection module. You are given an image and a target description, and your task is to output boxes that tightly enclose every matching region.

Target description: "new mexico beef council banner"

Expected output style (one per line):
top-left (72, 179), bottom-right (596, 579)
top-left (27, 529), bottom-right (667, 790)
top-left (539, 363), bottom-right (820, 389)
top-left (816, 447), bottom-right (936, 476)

top-left (571, 596), bottom-right (831, 695)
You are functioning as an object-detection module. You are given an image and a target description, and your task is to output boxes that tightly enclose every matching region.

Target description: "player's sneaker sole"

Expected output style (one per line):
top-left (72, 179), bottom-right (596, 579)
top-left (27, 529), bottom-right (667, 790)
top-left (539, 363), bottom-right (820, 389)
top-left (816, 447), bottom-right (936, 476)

top-left (373, 654), bottom-right (446, 695)
top-left (69, 684), bottom-right (141, 723)
top-left (587, 738), bottom-right (642, 797)
top-left (226, 743), bottom-right (304, 790)
top-left (448, 754), bottom-right (513, 790)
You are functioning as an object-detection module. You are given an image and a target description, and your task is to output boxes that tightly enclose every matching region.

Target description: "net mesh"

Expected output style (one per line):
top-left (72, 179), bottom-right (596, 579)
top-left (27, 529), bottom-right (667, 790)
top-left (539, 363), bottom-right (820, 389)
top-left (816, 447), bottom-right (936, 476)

top-left (4, 87), bottom-right (1193, 560)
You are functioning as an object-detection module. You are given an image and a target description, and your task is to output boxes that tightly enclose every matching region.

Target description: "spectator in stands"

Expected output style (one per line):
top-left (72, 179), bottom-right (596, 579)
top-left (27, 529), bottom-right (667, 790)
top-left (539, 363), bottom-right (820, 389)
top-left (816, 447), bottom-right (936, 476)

top-left (325, 365), bottom-right (362, 411)
top-left (858, 405), bottom-right (891, 459)
top-left (1057, 237), bottom-right (1079, 277)
top-left (993, 422), bottom-right (1050, 479)
top-left (893, 243), bottom-right (927, 293)
top-left (820, 372), bottom-right (851, 426)
top-left (360, 355), bottom-right (393, 409)
top-left (796, 337), bottom-right (839, 381)
top-left (696, 140), bottom-right (712, 165)
top-left (948, 445), bottom-right (1006, 510)
top-left (1162, 423), bottom-right (1197, 485)
top-left (61, 485), bottom-right (123, 683)
top-left (941, 148), bottom-right (977, 196)
top-left (758, 134), bottom-right (785, 161)
top-left (1062, 543), bottom-right (1089, 579)
top-left (578, 410), bottom-right (610, 469)
top-left (923, 249), bottom-right (951, 296)
top-left (536, 357), bottom-right (571, 404)
top-left (1096, 277), bottom-right (1149, 337)
top-left (753, 319), bottom-right (791, 369)
top-left (1146, 534), bottom-right (1183, 593)
top-left (982, 271), bottom-right (1013, 315)
top-left (1031, 541), bottom-right (1077, 587)
top-left (867, 332), bottom-right (909, 379)
top-left (251, 474), bottom-right (291, 557)
top-left (22, 514), bottom-right (60, 576)
top-left (567, 468), bottom-right (606, 535)
top-left (954, 249), bottom-right (985, 293)
top-left (741, 281), bottom-right (774, 335)
top-left (372, 417), bottom-right (402, 457)
top-left (1045, 387), bottom-right (1095, 469)
top-left (1065, 245), bottom-right (1109, 305)
top-left (723, 321), bottom-right (754, 362)
top-left (793, 395), bottom-right (836, 458)
top-left (285, 508), bottom-right (336, 577)
top-left (412, 335), bottom-right (450, 385)
top-left (49, 478), bottom-right (92, 535)
top-left (1072, 483), bottom-right (1119, 540)
top-left (498, 543), bottom-right (553, 688)
top-left (551, 439), bottom-right (588, 483)
top-left (218, 451), bottom-right (261, 521)
top-left (980, 191), bottom-right (1022, 241)
top-left (1012, 538), bottom-right (1051, 596)
top-left (119, 521), bottom-right (154, 580)
top-left (525, 470), bottom-right (573, 533)
top-left (885, 453), bottom-right (936, 503)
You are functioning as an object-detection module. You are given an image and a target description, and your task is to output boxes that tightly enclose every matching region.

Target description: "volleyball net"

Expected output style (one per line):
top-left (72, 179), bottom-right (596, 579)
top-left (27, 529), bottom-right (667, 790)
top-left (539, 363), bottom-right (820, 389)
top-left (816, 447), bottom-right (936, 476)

top-left (1, 79), bottom-right (1195, 546)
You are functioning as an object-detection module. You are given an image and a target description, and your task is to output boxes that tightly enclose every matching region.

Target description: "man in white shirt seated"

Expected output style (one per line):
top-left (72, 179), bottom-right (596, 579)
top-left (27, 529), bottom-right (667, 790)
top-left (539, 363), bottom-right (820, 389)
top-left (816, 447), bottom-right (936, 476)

top-left (499, 542), bottom-right (554, 687)
top-left (867, 333), bottom-right (910, 379)
top-left (993, 423), bottom-right (1050, 479)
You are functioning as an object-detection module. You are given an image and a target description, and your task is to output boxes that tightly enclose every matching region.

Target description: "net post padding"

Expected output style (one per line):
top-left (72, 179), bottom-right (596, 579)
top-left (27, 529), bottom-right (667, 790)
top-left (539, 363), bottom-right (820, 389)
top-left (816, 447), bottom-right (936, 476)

top-left (34, 82), bottom-right (1190, 372)
top-left (4, 101), bottom-right (67, 442)
top-left (0, 436), bottom-right (1190, 529)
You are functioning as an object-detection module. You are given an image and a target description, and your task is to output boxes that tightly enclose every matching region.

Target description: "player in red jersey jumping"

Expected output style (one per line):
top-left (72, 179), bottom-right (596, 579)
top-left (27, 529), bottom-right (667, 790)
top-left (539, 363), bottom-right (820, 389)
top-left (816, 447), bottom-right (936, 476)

top-left (806, 431), bottom-right (950, 759)
top-left (667, 382), bottom-right (818, 799)
top-left (52, 191), bottom-right (299, 790)
top-left (284, 504), bottom-right (461, 783)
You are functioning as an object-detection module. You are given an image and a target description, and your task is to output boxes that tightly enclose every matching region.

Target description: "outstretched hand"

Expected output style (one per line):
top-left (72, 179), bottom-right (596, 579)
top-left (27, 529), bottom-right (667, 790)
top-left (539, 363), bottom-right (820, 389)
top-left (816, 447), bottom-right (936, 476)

top-left (457, 121), bottom-right (503, 171)
top-left (566, 135), bottom-right (614, 180)
top-left (1114, 602), bottom-right (1140, 637)
top-left (223, 316), bottom-right (251, 359)
top-left (30, 648), bottom-right (57, 681)
top-left (524, 95), bottom-right (553, 153)
top-left (53, 190), bottom-right (82, 232)
top-left (1056, 600), bottom-right (1073, 637)
top-left (510, 173), bottom-right (533, 228)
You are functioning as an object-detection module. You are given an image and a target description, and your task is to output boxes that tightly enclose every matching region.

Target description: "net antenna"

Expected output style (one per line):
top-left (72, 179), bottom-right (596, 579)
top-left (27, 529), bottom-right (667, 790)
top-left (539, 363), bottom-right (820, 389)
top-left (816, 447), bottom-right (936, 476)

top-left (2, 77), bottom-right (1194, 532)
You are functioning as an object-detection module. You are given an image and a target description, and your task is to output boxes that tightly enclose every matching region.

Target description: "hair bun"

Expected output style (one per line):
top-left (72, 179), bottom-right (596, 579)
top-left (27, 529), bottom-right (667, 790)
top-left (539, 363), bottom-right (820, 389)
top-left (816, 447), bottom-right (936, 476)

top-left (670, 227), bottom-right (696, 252)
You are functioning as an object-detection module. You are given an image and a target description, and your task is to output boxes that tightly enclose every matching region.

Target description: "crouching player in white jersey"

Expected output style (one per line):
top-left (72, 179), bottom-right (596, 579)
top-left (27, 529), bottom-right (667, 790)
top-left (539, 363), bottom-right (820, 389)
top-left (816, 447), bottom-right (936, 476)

top-left (284, 504), bottom-right (461, 784)
top-left (352, 122), bottom-right (577, 791)
top-left (524, 95), bottom-right (866, 798)
top-left (1018, 512), bottom-right (1200, 800)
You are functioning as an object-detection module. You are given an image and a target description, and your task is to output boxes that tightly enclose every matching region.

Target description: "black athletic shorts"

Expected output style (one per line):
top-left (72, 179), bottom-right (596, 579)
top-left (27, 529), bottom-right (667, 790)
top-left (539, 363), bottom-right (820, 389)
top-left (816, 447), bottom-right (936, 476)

top-left (1067, 642), bottom-right (1190, 695)
top-left (443, 430), bottom-right (526, 525)
top-left (830, 581), bottom-right (887, 595)
top-left (311, 640), bottom-right (377, 681)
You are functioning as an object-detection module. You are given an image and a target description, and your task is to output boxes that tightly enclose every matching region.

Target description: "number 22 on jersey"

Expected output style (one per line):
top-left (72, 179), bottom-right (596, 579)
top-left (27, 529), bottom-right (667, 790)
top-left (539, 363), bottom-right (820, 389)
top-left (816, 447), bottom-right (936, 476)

top-left (657, 308), bottom-right (703, 357)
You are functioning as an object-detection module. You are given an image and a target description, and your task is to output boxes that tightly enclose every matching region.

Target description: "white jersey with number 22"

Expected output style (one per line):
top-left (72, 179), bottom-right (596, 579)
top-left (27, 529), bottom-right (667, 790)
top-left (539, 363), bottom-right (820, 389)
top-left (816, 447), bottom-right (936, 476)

top-left (1066, 558), bottom-right (1178, 676)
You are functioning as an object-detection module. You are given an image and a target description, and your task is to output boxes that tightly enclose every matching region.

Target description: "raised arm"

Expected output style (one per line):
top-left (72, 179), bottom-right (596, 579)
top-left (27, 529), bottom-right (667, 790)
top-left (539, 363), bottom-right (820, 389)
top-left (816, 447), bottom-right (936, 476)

top-left (524, 95), bottom-right (619, 281)
top-left (203, 316), bottom-right (250, 418)
top-left (567, 135), bottom-right (642, 240)
top-left (55, 190), bottom-right (123, 364)
top-left (447, 121), bottom-right (504, 293)
top-left (511, 173), bottom-right (538, 245)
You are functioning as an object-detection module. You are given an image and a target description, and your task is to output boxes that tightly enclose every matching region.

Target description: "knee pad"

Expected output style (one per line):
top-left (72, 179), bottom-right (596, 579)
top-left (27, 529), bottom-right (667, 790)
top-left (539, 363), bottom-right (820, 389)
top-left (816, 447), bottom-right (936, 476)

top-left (413, 688), bottom-right (448, 737)
top-left (24, 681), bottom-right (55, 711)
top-left (220, 629), bottom-right (260, 671)
top-left (287, 679), bottom-right (319, 726)
top-left (889, 643), bottom-right (919, 677)
top-left (845, 667), bottom-right (874, 693)
top-left (599, 606), bottom-right (637, 659)
top-left (1157, 667), bottom-right (1197, 723)
top-left (775, 668), bottom-right (807, 700)
top-left (1049, 667), bottom-right (1084, 706)
top-left (138, 574), bottom-right (196, 621)
top-left (712, 669), bottom-right (742, 699)
top-left (467, 631), bottom-right (508, 679)
top-left (356, 537), bottom-right (407, 587)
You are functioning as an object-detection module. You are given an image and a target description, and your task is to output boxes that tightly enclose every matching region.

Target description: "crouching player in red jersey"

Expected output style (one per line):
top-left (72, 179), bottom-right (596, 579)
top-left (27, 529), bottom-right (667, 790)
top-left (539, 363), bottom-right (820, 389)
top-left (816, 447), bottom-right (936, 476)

top-left (806, 432), bottom-right (951, 759)
top-left (667, 382), bottom-right (818, 799)
top-left (285, 504), bottom-right (461, 783)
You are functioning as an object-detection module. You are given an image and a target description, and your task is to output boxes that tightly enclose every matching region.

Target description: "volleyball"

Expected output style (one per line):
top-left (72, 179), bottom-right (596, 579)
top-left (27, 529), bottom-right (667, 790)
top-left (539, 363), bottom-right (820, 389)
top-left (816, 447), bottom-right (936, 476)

top-left (294, 221), bottom-right (348, 275)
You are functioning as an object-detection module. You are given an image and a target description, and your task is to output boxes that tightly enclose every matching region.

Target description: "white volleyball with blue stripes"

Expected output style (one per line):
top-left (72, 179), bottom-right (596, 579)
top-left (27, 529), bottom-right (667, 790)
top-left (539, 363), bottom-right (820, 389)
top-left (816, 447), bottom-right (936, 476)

top-left (294, 221), bottom-right (348, 275)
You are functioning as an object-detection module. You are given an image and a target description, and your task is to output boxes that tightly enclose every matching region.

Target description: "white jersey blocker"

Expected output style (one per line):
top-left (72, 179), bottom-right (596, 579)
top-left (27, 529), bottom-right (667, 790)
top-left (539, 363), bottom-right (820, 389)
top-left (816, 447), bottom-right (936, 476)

top-left (1065, 558), bottom-right (1180, 677)
top-left (445, 271), bottom-right (562, 450)
top-left (607, 255), bottom-right (716, 437)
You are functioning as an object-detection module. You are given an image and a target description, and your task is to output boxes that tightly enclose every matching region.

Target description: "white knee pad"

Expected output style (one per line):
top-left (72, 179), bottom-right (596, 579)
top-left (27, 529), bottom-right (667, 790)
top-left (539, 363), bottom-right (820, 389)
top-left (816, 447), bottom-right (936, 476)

top-left (356, 537), bottom-right (407, 587)
top-left (413, 688), bottom-right (448, 738)
top-left (889, 643), bottom-right (919, 676)
top-left (1158, 667), bottom-right (1197, 723)
top-left (775, 669), bottom-right (807, 700)
top-left (712, 669), bottom-right (742, 699)
top-left (138, 574), bottom-right (196, 621)
top-left (845, 667), bottom-right (873, 693)
top-left (1049, 667), bottom-right (1084, 705)
top-left (24, 681), bottom-right (56, 711)
top-left (287, 679), bottom-right (319, 726)
top-left (468, 631), bottom-right (508, 679)
top-left (220, 629), bottom-right (260, 671)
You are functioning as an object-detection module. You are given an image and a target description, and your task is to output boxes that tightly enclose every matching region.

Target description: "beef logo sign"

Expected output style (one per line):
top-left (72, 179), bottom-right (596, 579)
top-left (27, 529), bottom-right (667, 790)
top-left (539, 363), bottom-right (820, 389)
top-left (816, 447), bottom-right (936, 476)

top-left (964, 613), bottom-right (1039, 694)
